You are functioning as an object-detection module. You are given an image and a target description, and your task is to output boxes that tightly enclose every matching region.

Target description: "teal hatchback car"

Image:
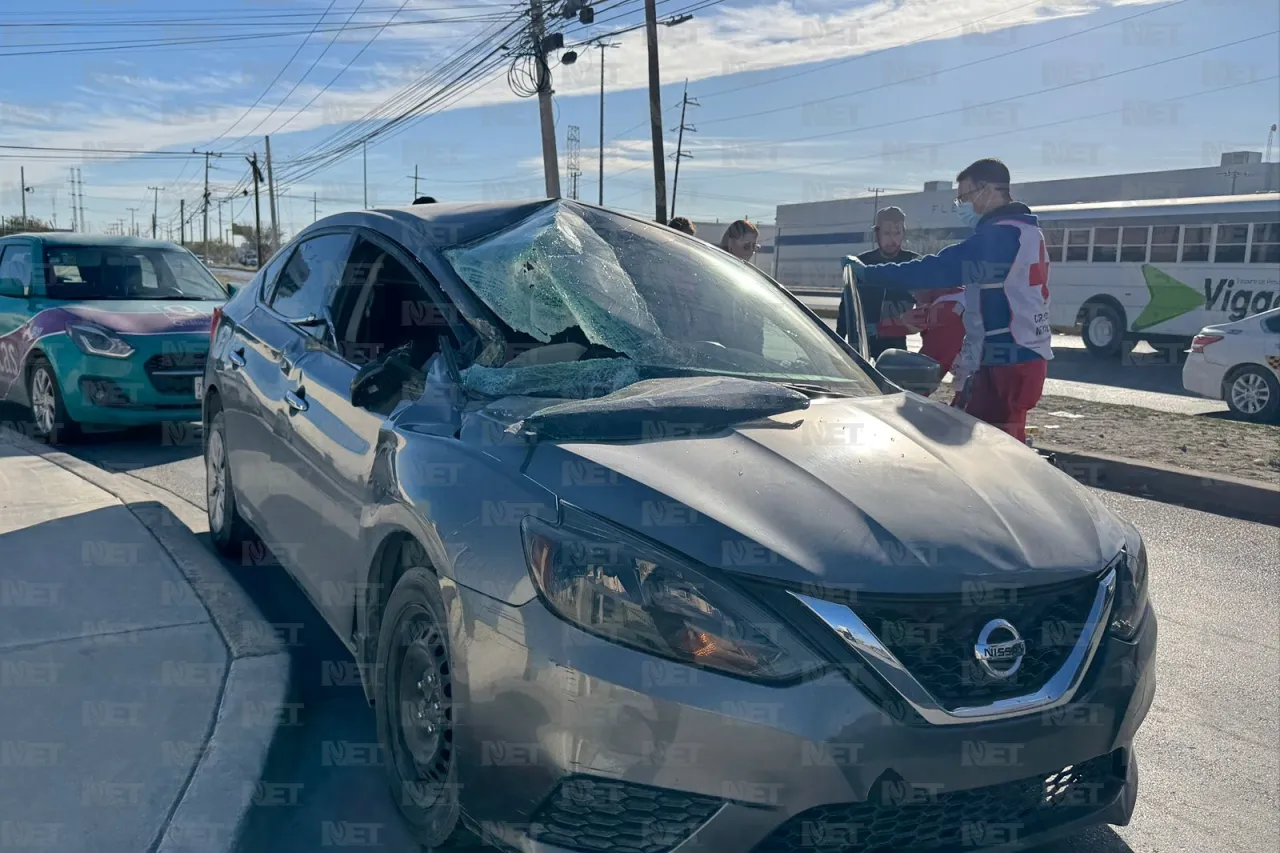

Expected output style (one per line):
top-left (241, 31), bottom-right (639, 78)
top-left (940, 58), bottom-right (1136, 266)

top-left (0, 233), bottom-right (228, 443)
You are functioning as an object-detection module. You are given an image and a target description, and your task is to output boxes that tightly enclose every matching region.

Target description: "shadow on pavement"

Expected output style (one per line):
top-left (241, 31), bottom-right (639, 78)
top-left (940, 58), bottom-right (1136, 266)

top-left (1046, 348), bottom-right (1196, 398)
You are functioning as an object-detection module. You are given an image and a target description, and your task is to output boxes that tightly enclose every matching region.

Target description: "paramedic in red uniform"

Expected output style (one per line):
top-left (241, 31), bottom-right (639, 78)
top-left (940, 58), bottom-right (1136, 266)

top-left (875, 286), bottom-right (967, 386)
top-left (844, 159), bottom-right (1052, 441)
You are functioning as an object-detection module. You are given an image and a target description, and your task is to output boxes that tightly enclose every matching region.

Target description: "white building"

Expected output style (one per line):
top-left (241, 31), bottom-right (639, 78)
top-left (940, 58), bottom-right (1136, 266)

top-left (772, 153), bottom-right (1280, 290)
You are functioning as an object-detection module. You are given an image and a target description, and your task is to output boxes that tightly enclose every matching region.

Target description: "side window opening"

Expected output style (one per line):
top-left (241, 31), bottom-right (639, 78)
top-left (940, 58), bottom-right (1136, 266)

top-left (1249, 223), bottom-right (1280, 264)
top-left (1065, 229), bottom-right (1090, 262)
top-left (1091, 227), bottom-right (1119, 263)
top-left (1213, 224), bottom-right (1248, 263)
top-left (340, 237), bottom-right (467, 369)
top-left (1180, 226), bottom-right (1211, 262)
top-left (1149, 226), bottom-right (1179, 262)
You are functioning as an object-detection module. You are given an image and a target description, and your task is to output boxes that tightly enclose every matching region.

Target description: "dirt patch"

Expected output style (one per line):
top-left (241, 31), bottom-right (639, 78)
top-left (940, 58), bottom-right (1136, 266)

top-left (931, 385), bottom-right (1280, 484)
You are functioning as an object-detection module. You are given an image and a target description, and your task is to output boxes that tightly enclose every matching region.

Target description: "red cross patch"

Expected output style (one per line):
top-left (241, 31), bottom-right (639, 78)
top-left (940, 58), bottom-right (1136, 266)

top-left (1029, 239), bottom-right (1050, 301)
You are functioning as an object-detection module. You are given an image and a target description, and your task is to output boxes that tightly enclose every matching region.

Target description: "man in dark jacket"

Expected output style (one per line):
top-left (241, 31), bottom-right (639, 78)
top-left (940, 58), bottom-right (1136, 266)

top-left (836, 206), bottom-right (919, 356)
top-left (844, 159), bottom-right (1053, 442)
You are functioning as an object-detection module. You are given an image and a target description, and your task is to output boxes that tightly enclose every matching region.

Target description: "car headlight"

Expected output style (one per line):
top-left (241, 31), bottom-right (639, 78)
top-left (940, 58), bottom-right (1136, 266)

top-left (522, 506), bottom-right (818, 682)
top-left (68, 324), bottom-right (134, 359)
top-left (1110, 537), bottom-right (1150, 640)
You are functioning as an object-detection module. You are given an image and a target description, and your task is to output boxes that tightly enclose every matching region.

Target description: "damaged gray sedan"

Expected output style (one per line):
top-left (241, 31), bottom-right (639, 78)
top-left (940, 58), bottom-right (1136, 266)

top-left (202, 200), bottom-right (1155, 852)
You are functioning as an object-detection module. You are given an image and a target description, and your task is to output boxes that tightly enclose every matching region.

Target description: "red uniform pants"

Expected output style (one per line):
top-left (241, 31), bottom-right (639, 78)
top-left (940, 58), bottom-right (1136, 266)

top-left (958, 359), bottom-right (1048, 442)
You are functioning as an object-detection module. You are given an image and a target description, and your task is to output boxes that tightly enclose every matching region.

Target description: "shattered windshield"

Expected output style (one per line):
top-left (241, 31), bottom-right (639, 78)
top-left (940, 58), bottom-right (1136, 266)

top-left (443, 202), bottom-right (876, 398)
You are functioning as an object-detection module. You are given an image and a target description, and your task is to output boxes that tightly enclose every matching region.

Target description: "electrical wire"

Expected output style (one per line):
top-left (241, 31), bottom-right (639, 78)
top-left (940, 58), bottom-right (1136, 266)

top-left (231, 0), bottom-right (372, 145)
top-left (690, 72), bottom-right (1280, 185)
top-left (683, 31), bottom-right (1279, 157)
top-left (268, 0), bottom-right (418, 136)
top-left (695, 0), bottom-right (1193, 128)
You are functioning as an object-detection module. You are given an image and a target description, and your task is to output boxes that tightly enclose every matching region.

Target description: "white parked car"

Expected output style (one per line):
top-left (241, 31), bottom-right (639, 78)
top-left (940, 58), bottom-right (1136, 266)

top-left (1182, 306), bottom-right (1280, 422)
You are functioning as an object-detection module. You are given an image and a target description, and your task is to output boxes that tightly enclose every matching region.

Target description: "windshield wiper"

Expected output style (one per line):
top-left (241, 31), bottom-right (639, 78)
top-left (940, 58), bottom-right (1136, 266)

top-left (775, 382), bottom-right (858, 399)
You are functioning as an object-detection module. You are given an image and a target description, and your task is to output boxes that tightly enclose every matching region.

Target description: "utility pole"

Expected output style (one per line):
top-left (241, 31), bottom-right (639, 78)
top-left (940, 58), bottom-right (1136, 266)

top-left (77, 169), bottom-right (85, 234)
top-left (247, 153), bottom-right (265, 270)
top-left (180, 199), bottom-right (185, 245)
top-left (413, 164), bottom-right (419, 199)
top-left (1219, 170), bottom-right (1248, 194)
top-left (596, 41), bottom-right (620, 206)
top-left (68, 170), bottom-right (78, 231)
top-left (264, 136), bottom-right (279, 252)
top-left (193, 150), bottom-right (223, 248)
top-left (643, 0), bottom-right (668, 222)
top-left (529, 0), bottom-right (561, 198)
top-left (127, 207), bottom-right (139, 237)
top-left (363, 140), bottom-right (369, 207)
top-left (148, 186), bottom-right (163, 238)
top-left (865, 186), bottom-right (885, 225)
top-left (20, 167), bottom-right (32, 220)
top-left (313, 192), bottom-right (318, 223)
top-left (669, 81), bottom-right (698, 219)
top-left (566, 126), bottom-right (581, 200)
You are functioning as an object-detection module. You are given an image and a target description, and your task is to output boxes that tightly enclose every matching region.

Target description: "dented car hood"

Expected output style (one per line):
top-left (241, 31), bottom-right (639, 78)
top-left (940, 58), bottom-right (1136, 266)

top-left (454, 391), bottom-right (1128, 594)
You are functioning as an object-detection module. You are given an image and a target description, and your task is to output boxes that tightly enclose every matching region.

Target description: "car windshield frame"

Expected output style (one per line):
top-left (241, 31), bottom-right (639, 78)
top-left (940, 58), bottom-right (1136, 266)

top-left (40, 244), bottom-right (229, 301)
top-left (440, 201), bottom-right (879, 398)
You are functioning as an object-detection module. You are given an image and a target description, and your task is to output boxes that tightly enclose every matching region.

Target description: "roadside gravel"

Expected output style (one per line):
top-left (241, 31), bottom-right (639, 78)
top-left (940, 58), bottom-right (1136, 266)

top-left (932, 384), bottom-right (1279, 484)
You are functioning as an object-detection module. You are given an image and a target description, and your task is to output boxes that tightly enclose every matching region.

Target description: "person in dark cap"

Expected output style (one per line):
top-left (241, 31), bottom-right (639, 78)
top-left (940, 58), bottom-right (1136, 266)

top-left (837, 205), bottom-right (919, 357)
top-left (668, 217), bottom-right (696, 236)
top-left (413, 196), bottom-right (437, 205)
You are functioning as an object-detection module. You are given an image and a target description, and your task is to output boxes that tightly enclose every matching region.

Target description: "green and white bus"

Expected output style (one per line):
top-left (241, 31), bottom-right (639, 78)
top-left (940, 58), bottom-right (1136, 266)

top-left (1038, 193), bottom-right (1280, 357)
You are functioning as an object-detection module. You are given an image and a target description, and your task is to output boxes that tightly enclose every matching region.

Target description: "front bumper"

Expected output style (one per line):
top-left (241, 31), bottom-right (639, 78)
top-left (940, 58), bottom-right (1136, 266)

top-left (448, 582), bottom-right (1157, 853)
top-left (48, 337), bottom-right (205, 425)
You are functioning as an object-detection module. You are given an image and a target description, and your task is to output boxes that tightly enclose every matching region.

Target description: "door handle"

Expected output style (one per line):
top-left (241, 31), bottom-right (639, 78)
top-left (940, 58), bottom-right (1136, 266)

top-left (228, 349), bottom-right (246, 369)
top-left (285, 389), bottom-right (308, 413)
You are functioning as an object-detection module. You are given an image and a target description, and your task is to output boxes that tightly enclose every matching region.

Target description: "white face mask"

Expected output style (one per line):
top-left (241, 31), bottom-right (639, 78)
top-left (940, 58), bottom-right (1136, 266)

top-left (954, 200), bottom-right (981, 227)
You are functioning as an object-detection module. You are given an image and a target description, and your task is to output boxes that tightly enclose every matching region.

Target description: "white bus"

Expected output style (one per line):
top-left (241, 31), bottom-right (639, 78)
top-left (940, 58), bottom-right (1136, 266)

top-left (1037, 193), bottom-right (1280, 357)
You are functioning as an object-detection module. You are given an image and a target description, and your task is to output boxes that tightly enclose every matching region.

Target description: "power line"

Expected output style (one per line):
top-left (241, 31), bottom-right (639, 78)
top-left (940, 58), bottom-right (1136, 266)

top-left (267, 0), bottom-right (416, 137)
top-left (684, 30), bottom-right (1279, 158)
top-left (232, 0), bottom-right (373, 145)
top-left (201, 0), bottom-right (341, 150)
top-left (695, 72), bottom-right (1280, 185)
top-left (695, 0), bottom-right (1193, 129)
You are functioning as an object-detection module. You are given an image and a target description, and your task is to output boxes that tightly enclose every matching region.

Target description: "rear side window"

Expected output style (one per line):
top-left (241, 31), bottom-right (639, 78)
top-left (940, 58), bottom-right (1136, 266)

top-left (269, 234), bottom-right (351, 321)
top-left (0, 244), bottom-right (32, 295)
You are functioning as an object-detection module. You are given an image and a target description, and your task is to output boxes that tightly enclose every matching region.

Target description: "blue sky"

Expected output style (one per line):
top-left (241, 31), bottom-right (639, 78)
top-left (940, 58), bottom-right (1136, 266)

top-left (1, 0), bottom-right (1277, 239)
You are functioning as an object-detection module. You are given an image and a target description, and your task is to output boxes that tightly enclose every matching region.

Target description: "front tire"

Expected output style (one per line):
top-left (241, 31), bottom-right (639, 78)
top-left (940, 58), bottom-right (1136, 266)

top-left (1223, 365), bottom-right (1280, 422)
top-left (26, 357), bottom-right (81, 444)
top-left (375, 567), bottom-right (462, 849)
top-left (205, 409), bottom-right (252, 556)
top-left (1081, 302), bottom-right (1128, 359)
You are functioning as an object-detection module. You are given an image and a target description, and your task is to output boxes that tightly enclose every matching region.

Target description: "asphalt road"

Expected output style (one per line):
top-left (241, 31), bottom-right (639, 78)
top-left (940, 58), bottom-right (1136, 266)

top-left (13, 416), bottom-right (1277, 852)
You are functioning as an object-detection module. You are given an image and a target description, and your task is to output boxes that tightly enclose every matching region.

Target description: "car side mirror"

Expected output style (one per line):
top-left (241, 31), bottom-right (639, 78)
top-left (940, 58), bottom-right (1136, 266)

top-left (875, 348), bottom-right (942, 397)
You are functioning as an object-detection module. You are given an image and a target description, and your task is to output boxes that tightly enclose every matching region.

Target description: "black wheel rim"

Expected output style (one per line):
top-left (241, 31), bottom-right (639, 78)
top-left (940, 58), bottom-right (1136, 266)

top-left (389, 608), bottom-right (454, 809)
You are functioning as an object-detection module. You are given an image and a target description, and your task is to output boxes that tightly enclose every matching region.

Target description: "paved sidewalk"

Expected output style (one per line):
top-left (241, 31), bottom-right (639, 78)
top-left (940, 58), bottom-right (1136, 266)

top-left (0, 440), bottom-right (288, 853)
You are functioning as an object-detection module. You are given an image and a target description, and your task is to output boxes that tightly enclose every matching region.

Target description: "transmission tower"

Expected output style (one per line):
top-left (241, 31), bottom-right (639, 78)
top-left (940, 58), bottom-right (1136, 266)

top-left (566, 125), bottom-right (582, 200)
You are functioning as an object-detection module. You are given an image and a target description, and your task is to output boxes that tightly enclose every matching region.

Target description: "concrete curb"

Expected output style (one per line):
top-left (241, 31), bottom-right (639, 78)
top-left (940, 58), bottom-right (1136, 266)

top-left (0, 427), bottom-right (295, 853)
top-left (1041, 442), bottom-right (1280, 527)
